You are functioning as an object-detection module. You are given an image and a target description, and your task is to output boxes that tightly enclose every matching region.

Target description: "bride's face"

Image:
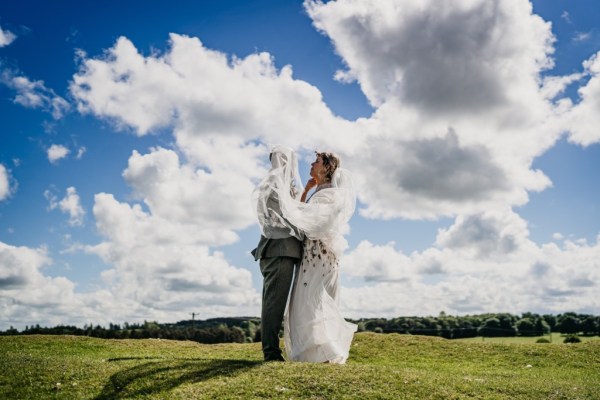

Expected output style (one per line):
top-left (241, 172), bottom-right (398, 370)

top-left (310, 155), bottom-right (325, 181)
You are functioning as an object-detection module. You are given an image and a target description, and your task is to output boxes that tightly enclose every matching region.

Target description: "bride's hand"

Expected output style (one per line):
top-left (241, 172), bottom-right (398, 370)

top-left (301, 178), bottom-right (317, 202)
top-left (304, 178), bottom-right (317, 192)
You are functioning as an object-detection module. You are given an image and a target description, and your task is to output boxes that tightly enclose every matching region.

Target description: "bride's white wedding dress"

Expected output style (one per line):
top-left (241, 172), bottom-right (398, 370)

top-left (253, 146), bottom-right (357, 364)
top-left (283, 182), bottom-right (357, 364)
top-left (284, 237), bottom-right (357, 363)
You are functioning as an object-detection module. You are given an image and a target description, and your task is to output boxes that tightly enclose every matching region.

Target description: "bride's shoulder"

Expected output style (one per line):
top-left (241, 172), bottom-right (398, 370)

top-left (309, 185), bottom-right (336, 202)
top-left (315, 183), bottom-right (333, 192)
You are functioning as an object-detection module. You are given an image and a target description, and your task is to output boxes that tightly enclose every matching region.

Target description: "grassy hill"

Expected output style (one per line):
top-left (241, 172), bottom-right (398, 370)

top-left (1, 333), bottom-right (598, 399)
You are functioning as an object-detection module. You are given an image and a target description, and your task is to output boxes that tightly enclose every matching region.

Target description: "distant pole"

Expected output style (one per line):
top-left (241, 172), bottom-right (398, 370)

top-left (191, 312), bottom-right (196, 330)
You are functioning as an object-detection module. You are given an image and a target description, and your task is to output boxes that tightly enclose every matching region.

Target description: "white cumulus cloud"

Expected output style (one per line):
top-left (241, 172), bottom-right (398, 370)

top-left (0, 242), bottom-right (90, 329)
top-left (85, 192), bottom-right (260, 317)
top-left (303, 0), bottom-right (569, 219)
top-left (0, 25), bottom-right (16, 47)
top-left (68, 5), bottom-right (569, 221)
top-left (45, 186), bottom-right (85, 226)
top-left (0, 164), bottom-right (12, 201)
top-left (47, 144), bottom-right (70, 164)
top-left (122, 147), bottom-right (256, 242)
top-left (59, 187), bottom-right (85, 226)
top-left (306, 0), bottom-right (555, 110)
top-left (565, 51), bottom-right (600, 146)
top-left (0, 70), bottom-right (69, 119)
top-left (340, 210), bottom-right (599, 317)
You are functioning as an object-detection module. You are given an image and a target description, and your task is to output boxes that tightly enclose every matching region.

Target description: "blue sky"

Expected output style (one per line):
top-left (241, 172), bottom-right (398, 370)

top-left (1, 0), bottom-right (599, 329)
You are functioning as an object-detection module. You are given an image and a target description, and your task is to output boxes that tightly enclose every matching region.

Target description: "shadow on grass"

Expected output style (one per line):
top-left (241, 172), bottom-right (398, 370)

top-left (94, 358), bottom-right (262, 399)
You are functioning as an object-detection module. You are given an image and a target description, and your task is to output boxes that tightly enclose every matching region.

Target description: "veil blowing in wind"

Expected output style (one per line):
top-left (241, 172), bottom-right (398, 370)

top-left (252, 145), bottom-right (304, 240)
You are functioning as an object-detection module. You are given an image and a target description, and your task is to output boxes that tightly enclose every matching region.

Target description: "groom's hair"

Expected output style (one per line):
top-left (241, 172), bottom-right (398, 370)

top-left (316, 151), bottom-right (340, 182)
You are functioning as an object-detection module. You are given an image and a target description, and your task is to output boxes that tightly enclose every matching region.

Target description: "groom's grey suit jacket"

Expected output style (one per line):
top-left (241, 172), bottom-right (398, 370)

top-left (251, 235), bottom-right (303, 261)
top-left (252, 187), bottom-right (303, 261)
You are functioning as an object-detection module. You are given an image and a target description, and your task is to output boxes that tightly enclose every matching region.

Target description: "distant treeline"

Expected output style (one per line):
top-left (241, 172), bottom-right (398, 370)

top-left (1, 312), bottom-right (598, 344)
top-left (353, 312), bottom-right (600, 339)
top-left (0, 317), bottom-right (260, 344)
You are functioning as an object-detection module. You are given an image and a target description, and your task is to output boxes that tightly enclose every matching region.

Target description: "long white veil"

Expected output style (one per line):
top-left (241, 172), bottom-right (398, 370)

top-left (280, 167), bottom-right (356, 257)
top-left (252, 145), bottom-right (304, 240)
top-left (253, 146), bottom-right (356, 257)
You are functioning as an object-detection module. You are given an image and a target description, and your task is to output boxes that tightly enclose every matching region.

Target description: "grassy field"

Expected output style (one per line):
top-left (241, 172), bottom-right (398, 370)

top-left (456, 332), bottom-right (600, 344)
top-left (1, 333), bottom-right (598, 399)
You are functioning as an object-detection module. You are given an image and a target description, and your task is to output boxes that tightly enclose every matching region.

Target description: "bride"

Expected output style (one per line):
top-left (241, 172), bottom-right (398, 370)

top-left (256, 147), bottom-right (357, 364)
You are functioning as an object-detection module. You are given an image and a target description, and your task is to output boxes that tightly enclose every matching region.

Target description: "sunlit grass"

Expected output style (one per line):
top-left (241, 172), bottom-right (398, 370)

top-left (1, 333), bottom-right (598, 399)
top-left (455, 332), bottom-right (600, 344)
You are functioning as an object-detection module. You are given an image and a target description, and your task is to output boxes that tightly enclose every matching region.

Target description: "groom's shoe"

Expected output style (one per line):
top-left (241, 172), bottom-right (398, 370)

top-left (264, 354), bottom-right (286, 362)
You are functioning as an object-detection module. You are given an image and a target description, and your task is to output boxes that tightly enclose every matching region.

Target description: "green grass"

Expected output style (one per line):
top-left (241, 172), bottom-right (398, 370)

top-left (455, 332), bottom-right (600, 344)
top-left (1, 333), bottom-right (598, 399)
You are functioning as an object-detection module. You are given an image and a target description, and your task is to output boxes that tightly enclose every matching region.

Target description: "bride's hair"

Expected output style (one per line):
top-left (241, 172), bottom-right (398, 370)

top-left (316, 151), bottom-right (340, 182)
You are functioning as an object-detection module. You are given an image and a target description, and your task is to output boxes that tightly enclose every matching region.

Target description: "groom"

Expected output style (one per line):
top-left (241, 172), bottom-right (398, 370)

top-left (251, 153), bottom-right (303, 362)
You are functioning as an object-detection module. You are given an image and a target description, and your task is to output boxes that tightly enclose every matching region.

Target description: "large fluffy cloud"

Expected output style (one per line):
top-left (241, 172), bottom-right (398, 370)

top-left (68, 5), bottom-right (565, 221)
top-left (306, 0), bottom-right (554, 111)
top-left (0, 242), bottom-right (88, 328)
top-left (68, 32), bottom-right (365, 262)
top-left (121, 147), bottom-right (256, 243)
top-left (84, 147), bottom-right (262, 317)
top-left (340, 210), bottom-right (600, 317)
top-left (86, 191), bottom-right (259, 317)
top-left (304, 0), bottom-right (569, 218)
top-left (70, 34), bottom-right (357, 151)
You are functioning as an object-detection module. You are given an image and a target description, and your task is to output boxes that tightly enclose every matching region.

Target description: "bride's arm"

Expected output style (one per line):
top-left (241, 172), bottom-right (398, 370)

top-left (301, 178), bottom-right (318, 203)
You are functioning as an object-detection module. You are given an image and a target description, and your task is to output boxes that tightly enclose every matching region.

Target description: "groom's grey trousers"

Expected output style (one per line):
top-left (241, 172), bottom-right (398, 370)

top-left (252, 235), bottom-right (303, 361)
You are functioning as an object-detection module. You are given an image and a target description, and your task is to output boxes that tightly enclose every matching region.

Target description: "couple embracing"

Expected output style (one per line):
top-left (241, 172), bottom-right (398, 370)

top-left (251, 145), bottom-right (357, 364)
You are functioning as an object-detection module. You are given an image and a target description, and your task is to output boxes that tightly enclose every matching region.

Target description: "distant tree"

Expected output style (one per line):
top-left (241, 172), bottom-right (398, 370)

top-left (557, 316), bottom-right (581, 335)
top-left (535, 318), bottom-right (551, 335)
top-left (542, 314), bottom-right (557, 332)
top-left (496, 314), bottom-right (518, 336)
top-left (478, 318), bottom-right (503, 337)
top-left (451, 319), bottom-right (478, 339)
top-left (516, 318), bottom-right (537, 336)
top-left (240, 320), bottom-right (259, 342)
top-left (191, 325), bottom-right (245, 344)
top-left (255, 327), bottom-right (262, 343)
top-left (143, 321), bottom-right (160, 330)
top-left (231, 326), bottom-right (246, 342)
top-left (581, 317), bottom-right (599, 336)
top-left (1, 326), bottom-right (19, 335)
top-left (356, 322), bottom-right (366, 332)
top-left (365, 319), bottom-right (387, 332)
top-left (517, 317), bottom-right (549, 336)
